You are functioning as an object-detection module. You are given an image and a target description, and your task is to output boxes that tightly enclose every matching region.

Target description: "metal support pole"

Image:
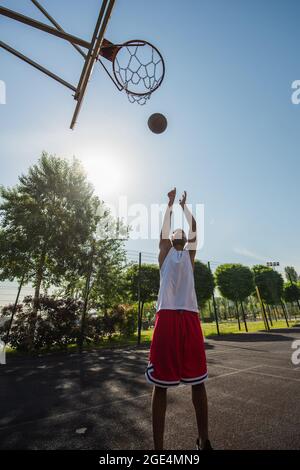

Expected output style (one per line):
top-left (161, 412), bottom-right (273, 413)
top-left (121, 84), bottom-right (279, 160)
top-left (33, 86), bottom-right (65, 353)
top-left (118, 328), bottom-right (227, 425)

top-left (30, 0), bottom-right (86, 58)
top-left (137, 252), bottom-right (142, 345)
top-left (207, 262), bottom-right (220, 335)
top-left (79, 241), bottom-right (95, 353)
top-left (0, 41), bottom-right (76, 92)
top-left (70, 0), bottom-right (116, 129)
top-left (0, 6), bottom-right (91, 48)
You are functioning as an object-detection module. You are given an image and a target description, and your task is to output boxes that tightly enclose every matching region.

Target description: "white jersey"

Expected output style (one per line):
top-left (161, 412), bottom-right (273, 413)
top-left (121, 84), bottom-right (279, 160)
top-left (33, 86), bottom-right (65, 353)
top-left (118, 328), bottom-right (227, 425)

top-left (156, 247), bottom-right (199, 313)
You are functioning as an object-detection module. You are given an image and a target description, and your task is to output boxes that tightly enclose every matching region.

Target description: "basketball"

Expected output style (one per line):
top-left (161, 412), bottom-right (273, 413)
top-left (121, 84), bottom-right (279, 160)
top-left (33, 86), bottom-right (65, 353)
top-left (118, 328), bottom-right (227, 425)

top-left (148, 113), bottom-right (168, 134)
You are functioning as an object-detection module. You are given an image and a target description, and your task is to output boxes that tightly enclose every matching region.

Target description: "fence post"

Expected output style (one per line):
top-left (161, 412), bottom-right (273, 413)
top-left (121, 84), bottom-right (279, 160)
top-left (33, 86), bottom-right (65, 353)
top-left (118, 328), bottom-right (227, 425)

top-left (207, 262), bottom-right (220, 336)
top-left (5, 272), bottom-right (25, 344)
top-left (137, 252), bottom-right (142, 345)
top-left (79, 240), bottom-right (95, 353)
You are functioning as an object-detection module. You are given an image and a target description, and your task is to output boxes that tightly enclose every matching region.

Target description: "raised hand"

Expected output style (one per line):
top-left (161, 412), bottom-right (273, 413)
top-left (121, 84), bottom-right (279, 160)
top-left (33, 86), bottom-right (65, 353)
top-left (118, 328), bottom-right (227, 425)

top-left (179, 190), bottom-right (187, 208)
top-left (167, 187), bottom-right (176, 207)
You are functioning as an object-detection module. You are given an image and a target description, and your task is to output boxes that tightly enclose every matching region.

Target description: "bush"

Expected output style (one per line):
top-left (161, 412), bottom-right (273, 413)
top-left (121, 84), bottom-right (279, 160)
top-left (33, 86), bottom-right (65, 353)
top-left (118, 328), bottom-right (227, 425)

top-left (0, 298), bottom-right (139, 352)
top-left (109, 304), bottom-right (138, 337)
top-left (0, 296), bottom-right (82, 351)
top-left (85, 315), bottom-right (106, 344)
top-left (0, 303), bottom-right (25, 348)
top-left (120, 305), bottom-right (138, 336)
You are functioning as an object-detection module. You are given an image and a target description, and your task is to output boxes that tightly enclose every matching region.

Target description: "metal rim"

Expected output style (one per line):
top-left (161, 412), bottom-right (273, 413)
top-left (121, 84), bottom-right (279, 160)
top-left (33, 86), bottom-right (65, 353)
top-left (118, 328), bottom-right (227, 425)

top-left (112, 39), bottom-right (165, 97)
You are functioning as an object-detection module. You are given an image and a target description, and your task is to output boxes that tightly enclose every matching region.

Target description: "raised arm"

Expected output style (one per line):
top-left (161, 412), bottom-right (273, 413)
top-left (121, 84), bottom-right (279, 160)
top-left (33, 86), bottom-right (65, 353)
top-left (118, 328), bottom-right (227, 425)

top-left (159, 188), bottom-right (176, 268)
top-left (179, 191), bottom-right (197, 267)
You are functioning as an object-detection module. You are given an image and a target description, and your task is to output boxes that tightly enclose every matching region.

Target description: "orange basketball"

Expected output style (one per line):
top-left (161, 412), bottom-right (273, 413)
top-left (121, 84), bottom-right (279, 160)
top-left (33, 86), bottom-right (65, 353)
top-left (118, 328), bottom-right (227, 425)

top-left (148, 113), bottom-right (168, 134)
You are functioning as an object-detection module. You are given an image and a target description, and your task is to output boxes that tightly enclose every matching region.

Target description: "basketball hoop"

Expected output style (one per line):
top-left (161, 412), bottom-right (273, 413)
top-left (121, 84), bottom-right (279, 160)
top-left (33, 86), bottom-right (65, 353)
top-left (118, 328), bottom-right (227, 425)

top-left (0, 0), bottom-right (166, 128)
top-left (99, 39), bottom-right (165, 105)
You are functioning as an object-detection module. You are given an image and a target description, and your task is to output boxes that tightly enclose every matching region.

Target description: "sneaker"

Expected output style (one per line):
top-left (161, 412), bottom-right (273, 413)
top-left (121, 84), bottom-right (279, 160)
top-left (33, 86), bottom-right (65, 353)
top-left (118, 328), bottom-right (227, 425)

top-left (196, 437), bottom-right (213, 450)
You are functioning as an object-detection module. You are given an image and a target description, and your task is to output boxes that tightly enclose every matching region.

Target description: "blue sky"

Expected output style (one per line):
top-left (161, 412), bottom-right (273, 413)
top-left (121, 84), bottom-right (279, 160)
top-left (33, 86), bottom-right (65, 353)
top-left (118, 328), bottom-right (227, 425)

top-left (1, 0), bottom-right (300, 275)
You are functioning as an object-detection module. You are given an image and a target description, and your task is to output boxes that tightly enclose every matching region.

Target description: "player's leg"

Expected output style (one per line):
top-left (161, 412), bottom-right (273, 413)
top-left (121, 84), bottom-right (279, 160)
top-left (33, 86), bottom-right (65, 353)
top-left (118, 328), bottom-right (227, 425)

top-left (181, 311), bottom-right (212, 449)
top-left (145, 310), bottom-right (181, 449)
top-left (152, 385), bottom-right (167, 450)
top-left (192, 382), bottom-right (209, 447)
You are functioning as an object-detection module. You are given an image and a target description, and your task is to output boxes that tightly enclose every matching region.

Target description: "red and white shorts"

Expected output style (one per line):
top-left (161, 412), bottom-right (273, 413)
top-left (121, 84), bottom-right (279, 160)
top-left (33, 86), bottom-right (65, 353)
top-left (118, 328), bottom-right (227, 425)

top-left (145, 309), bottom-right (208, 387)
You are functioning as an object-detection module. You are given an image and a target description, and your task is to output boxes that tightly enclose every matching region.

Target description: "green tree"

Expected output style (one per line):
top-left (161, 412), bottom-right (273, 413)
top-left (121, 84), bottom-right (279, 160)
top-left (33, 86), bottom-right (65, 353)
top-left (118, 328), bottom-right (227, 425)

top-left (215, 264), bottom-right (255, 332)
top-left (126, 263), bottom-right (159, 340)
top-left (60, 233), bottom-right (128, 313)
top-left (0, 152), bottom-right (98, 347)
top-left (284, 266), bottom-right (299, 283)
top-left (252, 265), bottom-right (284, 305)
top-left (283, 282), bottom-right (300, 312)
top-left (194, 260), bottom-right (215, 308)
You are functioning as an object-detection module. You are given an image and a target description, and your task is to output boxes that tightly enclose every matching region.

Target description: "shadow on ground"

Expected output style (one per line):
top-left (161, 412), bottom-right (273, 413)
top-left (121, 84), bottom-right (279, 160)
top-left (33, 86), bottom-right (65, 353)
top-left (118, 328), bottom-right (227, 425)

top-left (0, 346), bottom-right (153, 449)
top-left (208, 330), bottom-right (300, 343)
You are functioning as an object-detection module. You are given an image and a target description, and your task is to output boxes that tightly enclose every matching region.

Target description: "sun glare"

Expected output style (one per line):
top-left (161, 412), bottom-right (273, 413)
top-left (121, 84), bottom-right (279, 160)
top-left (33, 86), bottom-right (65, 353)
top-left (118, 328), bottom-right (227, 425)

top-left (83, 151), bottom-right (126, 200)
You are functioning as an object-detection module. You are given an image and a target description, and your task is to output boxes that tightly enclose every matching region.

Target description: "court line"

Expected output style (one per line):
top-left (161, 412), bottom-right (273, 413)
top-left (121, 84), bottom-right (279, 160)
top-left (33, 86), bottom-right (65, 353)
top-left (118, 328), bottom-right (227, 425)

top-left (207, 365), bottom-right (262, 381)
top-left (0, 365), bottom-right (262, 433)
top-left (206, 346), bottom-right (269, 354)
top-left (214, 363), bottom-right (300, 374)
top-left (245, 369), bottom-right (300, 383)
top-left (263, 364), bottom-right (300, 372)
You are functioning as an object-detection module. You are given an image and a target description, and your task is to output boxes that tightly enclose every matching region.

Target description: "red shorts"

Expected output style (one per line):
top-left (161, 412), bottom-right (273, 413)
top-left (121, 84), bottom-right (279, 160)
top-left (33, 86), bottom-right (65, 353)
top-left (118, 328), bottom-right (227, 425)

top-left (145, 309), bottom-right (208, 388)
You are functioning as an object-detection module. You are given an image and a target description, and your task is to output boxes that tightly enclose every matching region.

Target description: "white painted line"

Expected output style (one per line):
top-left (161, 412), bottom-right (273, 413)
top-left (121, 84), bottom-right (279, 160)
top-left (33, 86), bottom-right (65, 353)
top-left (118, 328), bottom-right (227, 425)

top-left (206, 347), bottom-right (268, 355)
top-left (245, 369), bottom-right (300, 383)
top-left (208, 364), bottom-right (259, 372)
top-left (262, 364), bottom-right (300, 372)
top-left (207, 365), bottom-right (262, 381)
top-left (206, 348), bottom-right (241, 354)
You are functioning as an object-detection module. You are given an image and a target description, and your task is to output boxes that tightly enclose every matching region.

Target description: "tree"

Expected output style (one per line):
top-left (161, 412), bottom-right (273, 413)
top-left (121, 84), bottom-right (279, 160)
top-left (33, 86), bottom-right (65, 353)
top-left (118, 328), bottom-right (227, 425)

top-left (194, 260), bottom-right (215, 308)
top-left (0, 152), bottom-right (98, 347)
top-left (284, 266), bottom-right (299, 283)
top-left (283, 282), bottom-right (300, 311)
top-left (215, 264), bottom-right (255, 332)
top-left (60, 231), bottom-right (128, 313)
top-left (252, 265), bottom-right (284, 305)
top-left (126, 263), bottom-right (159, 338)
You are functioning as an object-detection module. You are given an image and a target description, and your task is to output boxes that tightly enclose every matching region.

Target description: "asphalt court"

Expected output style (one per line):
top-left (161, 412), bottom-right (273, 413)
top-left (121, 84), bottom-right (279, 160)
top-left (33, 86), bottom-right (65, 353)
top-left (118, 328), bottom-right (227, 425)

top-left (0, 325), bottom-right (299, 449)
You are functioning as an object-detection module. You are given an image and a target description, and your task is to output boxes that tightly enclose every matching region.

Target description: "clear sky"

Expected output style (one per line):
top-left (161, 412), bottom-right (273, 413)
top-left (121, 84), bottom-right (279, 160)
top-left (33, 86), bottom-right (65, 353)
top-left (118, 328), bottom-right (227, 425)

top-left (1, 0), bottom-right (300, 275)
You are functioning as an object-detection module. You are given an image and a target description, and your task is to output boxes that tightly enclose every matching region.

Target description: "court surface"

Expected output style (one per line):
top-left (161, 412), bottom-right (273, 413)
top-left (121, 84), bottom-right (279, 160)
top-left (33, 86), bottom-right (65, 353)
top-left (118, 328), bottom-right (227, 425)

top-left (0, 325), bottom-right (300, 450)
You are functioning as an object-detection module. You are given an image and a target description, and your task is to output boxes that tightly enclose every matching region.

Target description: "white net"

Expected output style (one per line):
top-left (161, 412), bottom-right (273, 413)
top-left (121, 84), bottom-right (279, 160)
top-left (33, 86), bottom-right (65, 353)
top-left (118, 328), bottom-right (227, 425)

top-left (113, 41), bottom-right (165, 105)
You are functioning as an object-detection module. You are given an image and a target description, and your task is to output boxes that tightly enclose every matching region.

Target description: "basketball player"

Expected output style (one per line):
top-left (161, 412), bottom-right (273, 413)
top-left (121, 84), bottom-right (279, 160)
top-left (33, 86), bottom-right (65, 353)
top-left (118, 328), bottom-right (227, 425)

top-left (145, 188), bottom-right (212, 451)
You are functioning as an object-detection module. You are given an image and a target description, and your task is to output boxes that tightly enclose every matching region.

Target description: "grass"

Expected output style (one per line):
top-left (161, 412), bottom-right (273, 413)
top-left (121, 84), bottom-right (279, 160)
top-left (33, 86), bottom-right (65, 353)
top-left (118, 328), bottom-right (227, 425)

top-left (140, 318), bottom-right (298, 341)
top-left (4, 318), bottom-right (298, 358)
top-left (202, 319), bottom-right (297, 336)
